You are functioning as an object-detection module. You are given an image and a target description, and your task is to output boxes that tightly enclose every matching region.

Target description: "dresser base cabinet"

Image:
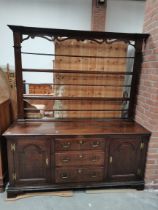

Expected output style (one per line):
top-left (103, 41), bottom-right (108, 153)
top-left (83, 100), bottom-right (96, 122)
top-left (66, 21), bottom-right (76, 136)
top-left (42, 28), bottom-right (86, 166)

top-left (3, 121), bottom-right (150, 198)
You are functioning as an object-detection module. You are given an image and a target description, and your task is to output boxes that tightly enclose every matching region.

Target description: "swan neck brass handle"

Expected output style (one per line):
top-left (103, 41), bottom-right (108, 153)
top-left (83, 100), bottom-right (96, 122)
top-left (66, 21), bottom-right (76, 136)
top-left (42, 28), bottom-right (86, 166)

top-left (61, 174), bottom-right (68, 179)
top-left (62, 158), bottom-right (70, 162)
top-left (91, 174), bottom-right (97, 178)
top-left (62, 142), bottom-right (71, 149)
top-left (92, 157), bottom-right (97, 162)
top-left (92, 141), bottom-right (100, 148)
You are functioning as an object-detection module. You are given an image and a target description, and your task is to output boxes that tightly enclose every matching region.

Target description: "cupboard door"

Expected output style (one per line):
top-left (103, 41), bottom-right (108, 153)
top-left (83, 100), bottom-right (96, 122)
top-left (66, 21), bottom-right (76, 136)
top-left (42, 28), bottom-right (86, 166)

top-left (14, 137), bottom-right (50, 185)
top-left (108, 138), bottom-right (141, 181)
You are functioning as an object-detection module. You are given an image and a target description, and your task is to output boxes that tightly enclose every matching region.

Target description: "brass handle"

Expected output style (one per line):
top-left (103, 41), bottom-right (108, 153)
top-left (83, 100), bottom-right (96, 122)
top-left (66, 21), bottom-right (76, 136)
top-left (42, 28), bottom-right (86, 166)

top-left (46, 158), bottom-right (49, 166)
top-left (91, 174), bottom-right (97, 178)
top-left (79, 140), bottom-right (84, 145)
top-left (109, 156), bottom-right (113, 163)
top-left (92, 141), bottom-right (100, 148)
top-left (92, 157), bottom-right (97, 162)
top-left (61, 174), bottom-right (68, 179)
top-left (62, 142), bottom-right (71, 149)
top-left (62, 158), bottom-right (70, 162)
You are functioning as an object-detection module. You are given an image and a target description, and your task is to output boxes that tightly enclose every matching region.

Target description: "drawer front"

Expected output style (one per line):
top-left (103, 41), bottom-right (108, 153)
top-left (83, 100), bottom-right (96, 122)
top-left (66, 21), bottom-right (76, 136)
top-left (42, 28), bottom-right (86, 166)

top-left (55, 167), bottom-right (104, 183)
top-left (55, 151), bottom-right (104, 166)
top-left (55, 138), bottom-right (105, 151)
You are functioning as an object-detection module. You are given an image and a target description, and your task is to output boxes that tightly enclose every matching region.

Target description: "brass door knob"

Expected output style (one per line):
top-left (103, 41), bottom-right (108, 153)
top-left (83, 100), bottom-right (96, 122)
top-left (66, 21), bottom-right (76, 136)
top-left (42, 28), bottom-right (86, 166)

top-left (46, 158), bottom-right (49, 166)
top-left (78, 169), bottom-right (82, 174)
top-left (79, 154), bottom-right (83, 158)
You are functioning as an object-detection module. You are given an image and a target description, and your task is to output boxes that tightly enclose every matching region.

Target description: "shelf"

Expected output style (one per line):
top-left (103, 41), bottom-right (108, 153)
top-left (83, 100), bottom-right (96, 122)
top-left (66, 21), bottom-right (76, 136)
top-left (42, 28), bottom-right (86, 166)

top-left (22, 51), bottom-right (135, 59)
top-left (10, 25), bottom-right (148, 120)
top-left (22, 68), bottom-right (133, 75)
top-left (23, 95), bottom-right (130, 101)
top-left (24, 108), bottom-right (128, 112)
top-left (24, 82), bottom-right (131, 88)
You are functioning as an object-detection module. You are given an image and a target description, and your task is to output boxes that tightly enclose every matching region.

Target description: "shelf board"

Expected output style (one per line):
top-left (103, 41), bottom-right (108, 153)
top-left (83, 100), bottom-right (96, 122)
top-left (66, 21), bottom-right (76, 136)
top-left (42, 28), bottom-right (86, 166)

top-left (22, 68), bottom-right (133, 75)
top-left (22, 51), bottom-right (135, 59)
top-left (24, 108), bottom-right (128, 112)
top-left (24, 82), bottom-right (131, 88)
top-left (23, 95), bottom-right (130, 101)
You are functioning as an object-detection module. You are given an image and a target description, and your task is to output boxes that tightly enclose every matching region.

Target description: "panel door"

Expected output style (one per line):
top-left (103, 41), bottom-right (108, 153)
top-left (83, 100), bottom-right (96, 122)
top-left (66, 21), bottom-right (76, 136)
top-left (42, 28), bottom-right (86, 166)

top-left (13, 137), bottom-right (50, 186)
top-left (108, 137), bottom-right (141, 181)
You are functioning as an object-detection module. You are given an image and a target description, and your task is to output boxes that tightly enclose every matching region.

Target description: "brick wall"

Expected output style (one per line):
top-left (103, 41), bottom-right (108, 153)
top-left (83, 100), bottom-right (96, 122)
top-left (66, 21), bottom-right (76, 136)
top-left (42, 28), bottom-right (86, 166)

top-left (135, 0), bottom-right (158, 189)
top-left (91, 0), bottom-right (106, 31)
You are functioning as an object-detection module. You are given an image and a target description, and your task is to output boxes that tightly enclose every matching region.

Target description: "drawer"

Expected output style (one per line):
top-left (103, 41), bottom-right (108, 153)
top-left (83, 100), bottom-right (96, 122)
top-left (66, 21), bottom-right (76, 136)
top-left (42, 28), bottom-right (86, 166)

top-left (55, 167), bottom-right (104, 183)
top-left (55, 151), bottom-right (104, 166)
top-left (55, 138), bottom-right (105, 151)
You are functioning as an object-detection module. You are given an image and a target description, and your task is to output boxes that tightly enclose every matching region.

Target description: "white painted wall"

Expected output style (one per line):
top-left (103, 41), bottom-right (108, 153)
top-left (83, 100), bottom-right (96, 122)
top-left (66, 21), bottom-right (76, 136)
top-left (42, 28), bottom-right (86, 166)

top-left (0, 0), bottom-right (92, 83)
top-left (106, 0), bottom-right (145, 33)
top-left (0, 0), bottom-right (145, 83)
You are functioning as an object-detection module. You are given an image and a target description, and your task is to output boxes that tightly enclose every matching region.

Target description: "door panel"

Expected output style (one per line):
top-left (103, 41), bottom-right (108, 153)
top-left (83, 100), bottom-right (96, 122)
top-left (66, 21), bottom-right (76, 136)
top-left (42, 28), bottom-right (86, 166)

top-left (14, 137), bottom-right (50, 186)
top-left (109, 137), bottom-right (141, 181)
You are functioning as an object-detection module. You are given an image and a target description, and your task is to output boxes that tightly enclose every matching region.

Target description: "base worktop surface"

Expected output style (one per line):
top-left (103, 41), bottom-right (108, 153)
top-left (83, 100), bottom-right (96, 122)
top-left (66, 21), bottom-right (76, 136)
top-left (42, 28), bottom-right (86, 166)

top-left (3, 120), bottom-right (150, 136)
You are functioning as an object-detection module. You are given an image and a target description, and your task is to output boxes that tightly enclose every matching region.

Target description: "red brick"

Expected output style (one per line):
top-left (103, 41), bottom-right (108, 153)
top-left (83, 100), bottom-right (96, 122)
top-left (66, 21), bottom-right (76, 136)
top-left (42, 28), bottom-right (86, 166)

top-left (144, 54), bottom-right (158, 61)
top-left (132, 0), bottom-right (158, 188)
top-left (145, 184), bottom-right (158, 189)
top-left (147, 153), bottom-right (158, 159)
top-left (151, 132), bottom-right (158, 138)
top-left (91, 0), bottom-right (106, 31)
top-left (146, 164), bottom-right (158, 169)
